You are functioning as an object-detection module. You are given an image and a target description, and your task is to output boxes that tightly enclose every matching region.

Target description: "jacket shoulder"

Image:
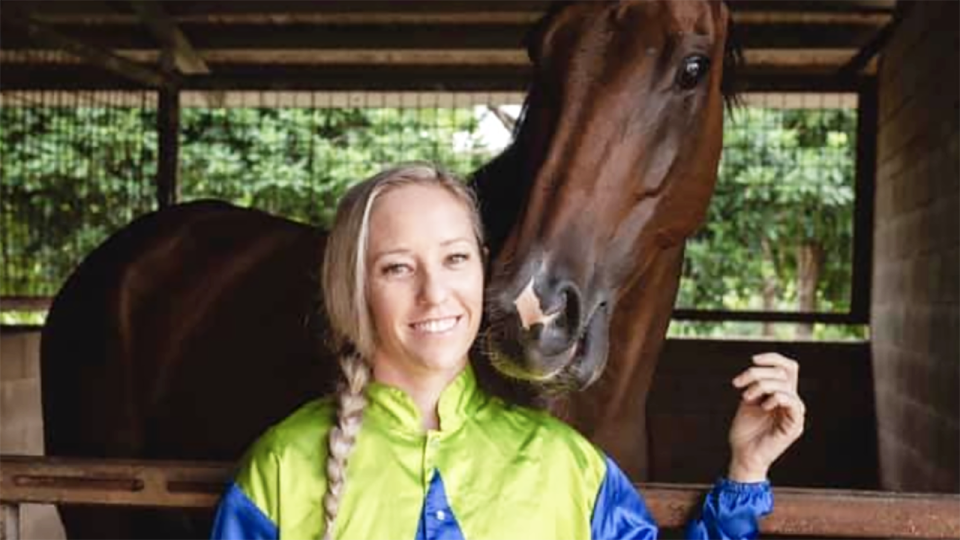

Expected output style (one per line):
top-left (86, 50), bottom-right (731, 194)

top-left (483, 398), bottom-right (607, 475)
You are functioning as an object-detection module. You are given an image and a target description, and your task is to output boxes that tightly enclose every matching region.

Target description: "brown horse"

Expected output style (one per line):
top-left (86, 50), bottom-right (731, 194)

top-left (40, 1), bottom-right (733, 537)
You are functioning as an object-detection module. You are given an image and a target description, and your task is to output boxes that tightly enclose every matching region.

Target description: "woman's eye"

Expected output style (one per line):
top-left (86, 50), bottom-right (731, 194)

top-left (447, 253), bottom-right (470, 265)
top-left (382, 263), bottom-right (412, 277)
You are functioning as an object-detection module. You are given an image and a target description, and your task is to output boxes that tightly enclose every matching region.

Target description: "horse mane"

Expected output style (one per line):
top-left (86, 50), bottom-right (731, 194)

top-left (722, 12), bottom-right (745, 111)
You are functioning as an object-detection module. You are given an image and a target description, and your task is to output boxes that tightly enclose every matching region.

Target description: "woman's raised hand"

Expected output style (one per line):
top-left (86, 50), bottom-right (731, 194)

top-left (727, 353), bottom-right (806, 483)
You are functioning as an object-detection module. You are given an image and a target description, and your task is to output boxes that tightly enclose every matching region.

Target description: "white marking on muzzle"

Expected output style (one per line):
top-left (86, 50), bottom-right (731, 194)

top-left (514, 278), bottom-right (560, 331)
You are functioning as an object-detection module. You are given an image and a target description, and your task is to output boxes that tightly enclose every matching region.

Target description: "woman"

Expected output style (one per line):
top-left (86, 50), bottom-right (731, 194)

top-left (211, 164), bottom-right (805, 540)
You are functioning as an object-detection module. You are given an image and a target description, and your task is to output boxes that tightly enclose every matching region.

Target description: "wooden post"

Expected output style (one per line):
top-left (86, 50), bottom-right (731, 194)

top-left (1, 503), bottom-right (19, 540)
top-left (156, 87), bottom-right (180, 208)
top-left (851, 78), bottom-right (877, 321)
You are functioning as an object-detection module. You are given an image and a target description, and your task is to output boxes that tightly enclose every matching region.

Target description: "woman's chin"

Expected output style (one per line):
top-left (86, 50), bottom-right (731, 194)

top-left (407, 348), bottom-right (471, 375)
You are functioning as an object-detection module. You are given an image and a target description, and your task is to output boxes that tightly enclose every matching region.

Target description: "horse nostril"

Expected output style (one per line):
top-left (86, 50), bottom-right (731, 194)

top-left (529, 321), bottom-right (546, 342)
top-left (556, 286), bottom-right (581, 334)
top-left (528, 284), bottom-right (582, 355)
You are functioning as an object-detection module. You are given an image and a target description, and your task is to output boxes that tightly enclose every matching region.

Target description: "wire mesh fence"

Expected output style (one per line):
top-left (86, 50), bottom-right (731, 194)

top-left (0, 89), bottom-right (860, 340)
top-left (177, 91), bottom-right (522, 227)
top-left (0, 89), bottom-right (157, 299)
top-left (672, 92), bottom-right (861, 340)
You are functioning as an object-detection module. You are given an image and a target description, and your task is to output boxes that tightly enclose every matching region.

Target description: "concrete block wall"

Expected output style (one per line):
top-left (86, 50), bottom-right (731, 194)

top-left (873, 0), bottom-right (960, 492)
top-left (1, 330), bottom-right (43, 454)
top-left (0, 328), bottom-right (66, 539)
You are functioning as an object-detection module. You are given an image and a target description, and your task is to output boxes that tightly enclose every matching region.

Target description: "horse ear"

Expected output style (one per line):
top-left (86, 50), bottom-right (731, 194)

top-left (523, 11), bottom-right (550, 63)
top-left (523, 0), bottom-right (576, 65)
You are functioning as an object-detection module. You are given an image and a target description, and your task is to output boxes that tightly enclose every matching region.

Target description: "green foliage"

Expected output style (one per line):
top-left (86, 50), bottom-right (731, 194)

top-left (677, 107), bottom-right (858, 334)
top-left (1, 98), bottom-right (861, 342)
top-left (179, 107), bottom-right (497, 228)
top-left (0, 310), bottom-right (46, 325)
top-left (0, 103), bottom-right (156, 297)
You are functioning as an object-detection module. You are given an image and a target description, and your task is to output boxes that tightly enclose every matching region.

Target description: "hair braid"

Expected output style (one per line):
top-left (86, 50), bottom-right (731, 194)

top-left (321, 348), bottom-right (370, 540)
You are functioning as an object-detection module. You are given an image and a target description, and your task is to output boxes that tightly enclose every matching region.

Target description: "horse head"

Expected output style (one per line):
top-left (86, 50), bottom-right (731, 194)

top-left (477, 0), bottom-right (733, 391)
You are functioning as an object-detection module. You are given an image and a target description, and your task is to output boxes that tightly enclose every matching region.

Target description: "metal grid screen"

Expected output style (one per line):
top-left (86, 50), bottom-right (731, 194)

top-left (1, 89), bottom-right (859, 341)
top-left (178, 91), bottom-right (523, 228)
top-left (0, 90), bottom-right (157, 298)
top-left (674, 92), bottom-right (860, 339)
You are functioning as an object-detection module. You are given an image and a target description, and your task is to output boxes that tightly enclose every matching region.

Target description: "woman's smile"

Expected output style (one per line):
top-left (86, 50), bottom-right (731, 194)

top-left (409, 315), bottom-right (462, 334)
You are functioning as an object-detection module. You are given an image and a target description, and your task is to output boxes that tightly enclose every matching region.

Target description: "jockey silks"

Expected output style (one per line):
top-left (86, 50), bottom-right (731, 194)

top-left (211, 365), bottom-right (773, 539)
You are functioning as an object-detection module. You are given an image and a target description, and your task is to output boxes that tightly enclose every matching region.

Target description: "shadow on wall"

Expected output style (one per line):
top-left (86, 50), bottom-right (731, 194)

top-left (648, 338), bottom-right (880, 489)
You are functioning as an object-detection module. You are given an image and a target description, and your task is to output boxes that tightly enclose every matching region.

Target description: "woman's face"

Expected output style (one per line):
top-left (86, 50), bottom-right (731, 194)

top-left (365, 184), bottom-right (484, 383)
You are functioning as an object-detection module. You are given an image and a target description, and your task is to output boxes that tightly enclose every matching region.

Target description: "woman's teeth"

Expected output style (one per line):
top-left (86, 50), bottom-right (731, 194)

top-left (411, 316), bottom-right (459, 333)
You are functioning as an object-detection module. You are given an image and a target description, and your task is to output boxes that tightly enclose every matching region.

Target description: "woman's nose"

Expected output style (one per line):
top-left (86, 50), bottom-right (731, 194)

top-left (417, 268), bottom-right (449, 305)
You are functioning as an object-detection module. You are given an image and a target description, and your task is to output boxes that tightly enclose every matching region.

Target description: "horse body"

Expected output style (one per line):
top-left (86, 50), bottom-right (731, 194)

top-left (40, 1), bottom-right (731, 536)
top-left (43, 202), bottom-right (340, 536)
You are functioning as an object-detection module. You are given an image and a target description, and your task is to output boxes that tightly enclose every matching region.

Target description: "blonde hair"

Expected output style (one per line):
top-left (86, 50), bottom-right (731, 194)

top-left (319, 163), bottom-right (483, 540)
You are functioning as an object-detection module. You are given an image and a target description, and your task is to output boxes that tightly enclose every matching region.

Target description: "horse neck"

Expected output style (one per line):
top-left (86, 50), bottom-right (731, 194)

top-left (470, 140), bottom-right (529, 258)
top-left (470, 89), bottom-right (552, 258)
top-left (550, 243), bottom-right (686, 426)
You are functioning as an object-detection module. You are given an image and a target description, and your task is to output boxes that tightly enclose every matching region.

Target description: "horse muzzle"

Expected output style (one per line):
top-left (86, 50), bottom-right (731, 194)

top-left (485, 279), bottom-right (610, 392)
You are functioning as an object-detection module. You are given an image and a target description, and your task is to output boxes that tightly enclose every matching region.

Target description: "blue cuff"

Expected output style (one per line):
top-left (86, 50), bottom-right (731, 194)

top-left (684, 478), bottom-right (773, 540)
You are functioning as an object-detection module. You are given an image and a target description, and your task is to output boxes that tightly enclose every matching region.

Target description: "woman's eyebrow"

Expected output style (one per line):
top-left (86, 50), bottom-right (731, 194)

top-left (441, 237), bottom-right (473, 247)
top-left (370, 247), bottom-right (412, 261)
top-left (370, 238), bottom-right (472, 260)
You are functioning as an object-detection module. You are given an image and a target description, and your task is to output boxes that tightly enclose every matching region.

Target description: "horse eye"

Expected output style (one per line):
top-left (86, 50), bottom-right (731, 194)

top-left (676, 55), bottom-right (711, 90)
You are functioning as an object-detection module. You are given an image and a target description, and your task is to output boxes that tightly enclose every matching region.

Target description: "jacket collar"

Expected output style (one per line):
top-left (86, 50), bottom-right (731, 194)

top-left (364, 363), bottom-right (487, 435)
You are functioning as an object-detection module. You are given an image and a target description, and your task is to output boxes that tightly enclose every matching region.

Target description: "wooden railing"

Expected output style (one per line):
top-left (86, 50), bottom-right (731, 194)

top-left (1, 455), bottom-right (958, 539)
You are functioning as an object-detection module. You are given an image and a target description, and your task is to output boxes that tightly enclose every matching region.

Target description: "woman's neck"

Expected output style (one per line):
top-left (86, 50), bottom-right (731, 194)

top-left (371, 358), bottom-right (465, 431)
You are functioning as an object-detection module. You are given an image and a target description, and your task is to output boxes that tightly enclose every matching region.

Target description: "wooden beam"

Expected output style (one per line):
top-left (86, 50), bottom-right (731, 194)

top-left (671, 309), bottom-right (863, 325)
top-left (0, 297), bottom-right (52, 312)
top-left (0, 63), bottom-right (874, 92)
top-left (2, 10), bottom-right (173, 89)
top-left (728, 1), bottom-right (896, 15)
top-left (28, 11), bottom-right (893, 27)
top-left (743, 49), bottom-right (863, 70)
top-left (0, 22), bottom-right (882, 52)
top-left (0, 63), bottom-right (534, 91)
top-left (128, 0), bottom-right (209, 75)
top-left (159, 0), bottom-right (897, 16)
top-left (840, 19), bottom-right (900, 76)
top-left (733, 11), bottom-right (892, 25)
top-left (2, 455), bottom-right (958, 538)
top-left (25, 0), bottom-right (894, 27)
top-left (156, 88), bottom-right (180, 208)
top-left (0, 47), bottom-right (867, 70)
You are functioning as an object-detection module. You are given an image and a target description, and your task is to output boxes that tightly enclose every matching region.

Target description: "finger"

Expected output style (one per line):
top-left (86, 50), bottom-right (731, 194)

top-left (732, 366), bottom-right (789, 388)
top-left (761, 392), bottom-right (807, 433)
top-left (752, 353), bottom-right (800, 387)
top-left (760, 395), bottom-right (804, 441)
top-left (742, 378), bottom-right (794, 403)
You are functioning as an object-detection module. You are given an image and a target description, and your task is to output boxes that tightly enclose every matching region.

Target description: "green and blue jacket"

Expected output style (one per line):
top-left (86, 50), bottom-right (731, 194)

top-left (211, 365), bottom-right (772, 539)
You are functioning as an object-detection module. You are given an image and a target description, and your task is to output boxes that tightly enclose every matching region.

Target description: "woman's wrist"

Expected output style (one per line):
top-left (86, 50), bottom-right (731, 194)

top-left (727, 459), bottom-right (769, 483)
